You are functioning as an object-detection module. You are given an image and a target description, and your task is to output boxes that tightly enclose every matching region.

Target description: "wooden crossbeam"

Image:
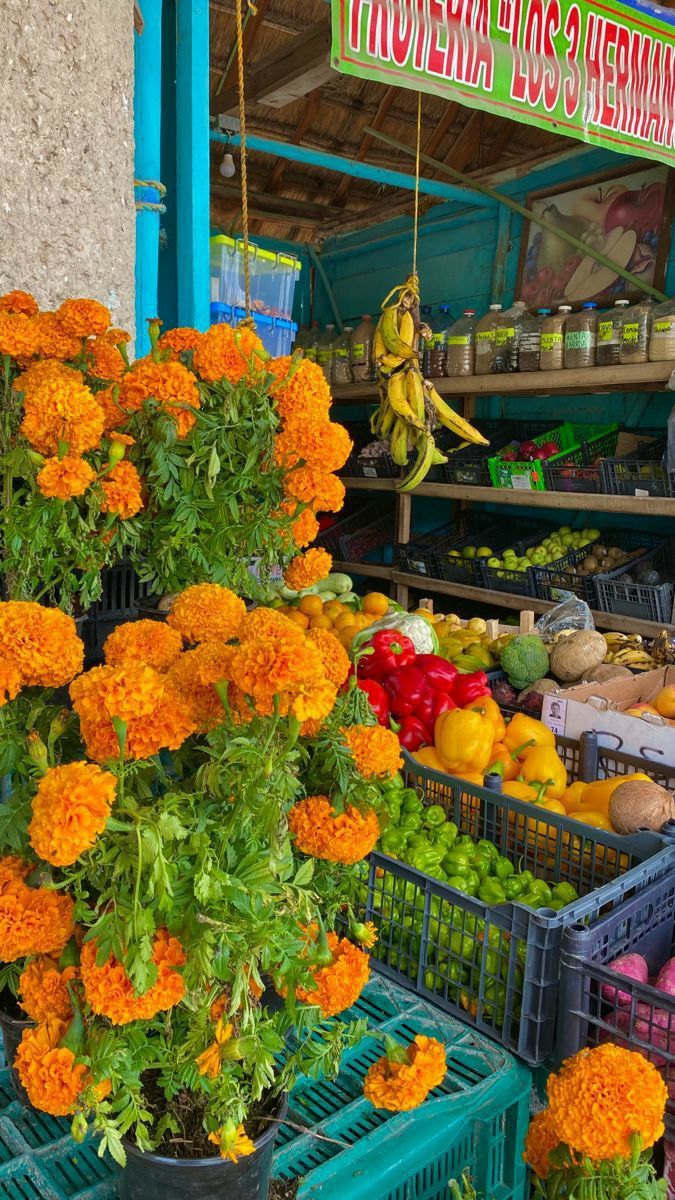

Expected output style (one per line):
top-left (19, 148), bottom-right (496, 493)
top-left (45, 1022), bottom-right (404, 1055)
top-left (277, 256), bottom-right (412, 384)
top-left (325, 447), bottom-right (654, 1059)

top-left (212, 0), bottom-right (270, 100)
top-left (330, 86), bottom-right (397, 206)
top-left (213, 179), bottom-right (343, 221)
top-left (212, 23), bottom-right (332, 116)
top-left (267, 88), bottom-right (321, 193)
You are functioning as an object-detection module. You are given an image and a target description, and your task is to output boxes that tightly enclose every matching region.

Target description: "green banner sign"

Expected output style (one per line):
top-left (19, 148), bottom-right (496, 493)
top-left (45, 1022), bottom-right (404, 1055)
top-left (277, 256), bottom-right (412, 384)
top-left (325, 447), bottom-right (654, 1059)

top-left (331, 0), bottom-right (675, 167)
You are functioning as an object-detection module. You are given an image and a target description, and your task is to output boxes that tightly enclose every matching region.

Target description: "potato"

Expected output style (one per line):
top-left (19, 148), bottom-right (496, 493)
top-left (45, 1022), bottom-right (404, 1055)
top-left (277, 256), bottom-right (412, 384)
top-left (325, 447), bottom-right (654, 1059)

top-left (549, 630), bottom-right (608, 682)
top-left (579, 663), bottom-right (634, 684)
top-left (609, 780), bottom-right (675, 835)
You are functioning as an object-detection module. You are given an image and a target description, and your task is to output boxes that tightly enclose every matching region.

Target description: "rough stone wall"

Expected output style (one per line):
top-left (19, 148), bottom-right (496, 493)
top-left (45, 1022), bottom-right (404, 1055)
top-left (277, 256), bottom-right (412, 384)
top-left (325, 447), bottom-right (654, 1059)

top-left (0, 0), bottom-right (136, 334)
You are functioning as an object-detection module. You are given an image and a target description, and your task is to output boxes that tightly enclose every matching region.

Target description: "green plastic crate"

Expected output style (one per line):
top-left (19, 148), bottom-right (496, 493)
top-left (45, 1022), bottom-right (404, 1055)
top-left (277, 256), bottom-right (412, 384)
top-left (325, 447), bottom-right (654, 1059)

top-left (488, 422), bottom-right (620, 491)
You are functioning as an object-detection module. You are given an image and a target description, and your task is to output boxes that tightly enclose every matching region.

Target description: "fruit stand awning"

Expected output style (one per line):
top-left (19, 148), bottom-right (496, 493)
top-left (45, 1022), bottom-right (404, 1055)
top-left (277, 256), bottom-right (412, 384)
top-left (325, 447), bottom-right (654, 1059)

top-left (331, 0), bottom-right (675, 168)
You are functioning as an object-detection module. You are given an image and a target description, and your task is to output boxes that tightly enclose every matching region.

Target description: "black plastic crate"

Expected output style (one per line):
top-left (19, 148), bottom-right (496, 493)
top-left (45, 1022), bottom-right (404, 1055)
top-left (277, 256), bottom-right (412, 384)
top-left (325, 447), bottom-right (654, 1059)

top-left (533, 529), bottom-right (666, 607)
top-left (558, 872), bottom-right (675, 1135)
top-left (602, 434), bottom-right (673, 499)
top-left (316, 503), bottom-right (391, 563)
top-left (82, 562), bottom-right (154, 663)
top-left (356, 755), bottom-right (675, 1065)
top-left (594, 538), bottom-right (674, 624)
top-left (543, 463), bottom-right (605, 494)
top-left (394, 514), bottom-right (498, 582)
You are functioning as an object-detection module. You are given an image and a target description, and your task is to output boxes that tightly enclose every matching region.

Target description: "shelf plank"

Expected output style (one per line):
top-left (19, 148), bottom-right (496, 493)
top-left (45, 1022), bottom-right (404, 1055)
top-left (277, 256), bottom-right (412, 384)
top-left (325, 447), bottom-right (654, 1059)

top-left (332, 360), bottom-right (675, 403)
top-left (333, 560), bottom-right (673, 636)
top-left (339, 476), bottom-right (675, 516)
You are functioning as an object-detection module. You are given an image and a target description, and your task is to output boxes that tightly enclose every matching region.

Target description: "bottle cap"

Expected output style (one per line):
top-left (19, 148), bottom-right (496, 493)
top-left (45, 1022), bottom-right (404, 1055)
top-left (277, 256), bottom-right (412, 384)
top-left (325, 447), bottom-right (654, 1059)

top-left (489, 304), bottom-right (502, 311)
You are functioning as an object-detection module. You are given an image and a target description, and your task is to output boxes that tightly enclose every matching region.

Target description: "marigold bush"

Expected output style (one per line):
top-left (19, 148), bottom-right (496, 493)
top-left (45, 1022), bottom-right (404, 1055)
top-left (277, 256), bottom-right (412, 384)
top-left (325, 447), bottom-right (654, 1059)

top-left (193, 323), bottom-right (266, 385)
top-left (0, 602), bottom-right (83, 688)
top-left (295, 932), bottom-right (370, 1017)
top-left (37, 455), bottom-right (96, 500)
top-left (119, 357), bottom-right (201, 438)
top-left (100, 460), bottom-right (143, 519)
top-left (284, 548), bottom-right (333, 591)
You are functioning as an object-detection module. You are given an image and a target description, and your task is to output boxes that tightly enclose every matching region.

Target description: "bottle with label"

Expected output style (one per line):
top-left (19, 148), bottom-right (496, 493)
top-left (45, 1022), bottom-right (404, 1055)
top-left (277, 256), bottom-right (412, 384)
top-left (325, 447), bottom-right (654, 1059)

top-left (596, 299), bottom-right (630, 367)
top-left (445, 309), bottom-right (476, 377)
top-left (305, 320), bottom-right (320, 364)
top-left (474, 303), bottom-right (503, 375)
top-left (317, 324), bottom-right (335, 382)
top-left (350, 314), bottom-right (374, 383)
top-left (418, 305), bottom-right (433, 371)
top-left (564, 302), bottom-right (598, 369)
top-left (292, 325), bottom-right (309, 355)
top-left (518, 308), bottom-right (549, 372)
top-left (332, 326), bottom-right (354, 386)
top-left (492, 300), bottom-right (527, 373)
top-left (649, 299), bottom-right (675, 361)
top-left (539, 305), bottom-right (570, 370)
top-left (424, 304), bottom-right (452, 377)
top-left (619, 297), bottom-right (654, 365)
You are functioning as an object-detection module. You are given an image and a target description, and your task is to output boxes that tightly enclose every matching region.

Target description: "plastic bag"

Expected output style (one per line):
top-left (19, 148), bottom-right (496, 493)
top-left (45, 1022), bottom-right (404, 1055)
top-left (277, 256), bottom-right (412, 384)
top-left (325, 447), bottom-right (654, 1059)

top-left (534, 595), bottom-right (594, 642)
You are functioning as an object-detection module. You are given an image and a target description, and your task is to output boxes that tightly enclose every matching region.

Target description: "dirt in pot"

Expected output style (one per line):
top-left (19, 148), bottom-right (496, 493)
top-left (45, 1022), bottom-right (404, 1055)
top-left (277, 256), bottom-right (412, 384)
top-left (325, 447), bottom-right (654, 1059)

top-left (269, 1180), bottom-right (299, 1200)
top-left (141, 1071), bottom-right (283, 1159)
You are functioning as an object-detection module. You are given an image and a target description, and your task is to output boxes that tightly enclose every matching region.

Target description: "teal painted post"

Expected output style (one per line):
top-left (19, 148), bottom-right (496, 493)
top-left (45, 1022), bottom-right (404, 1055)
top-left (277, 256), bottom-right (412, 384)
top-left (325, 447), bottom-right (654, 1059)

top-left (134, 0), bottom-right (163, 357)
top-left (176, 0), bottom-right (211, 330)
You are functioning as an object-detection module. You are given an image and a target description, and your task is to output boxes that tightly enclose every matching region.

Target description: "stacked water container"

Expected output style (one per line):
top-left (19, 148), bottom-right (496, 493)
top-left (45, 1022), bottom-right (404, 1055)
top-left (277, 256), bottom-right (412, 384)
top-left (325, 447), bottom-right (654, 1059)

top-left (210, 235), bottom-right (301, 356)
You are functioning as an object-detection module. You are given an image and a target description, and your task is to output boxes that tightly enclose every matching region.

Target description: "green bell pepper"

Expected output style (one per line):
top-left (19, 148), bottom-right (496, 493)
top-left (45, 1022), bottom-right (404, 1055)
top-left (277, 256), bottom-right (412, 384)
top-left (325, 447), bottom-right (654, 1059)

top-left (406, 833), bottom-right (429, 850)
top-left (519, 871), bottom-right (535, 888)
top-left (455, 834), bottom-right (474, 848)
top-left (409, 847), bottom-right (445, 874)
top-left (449, 931), bottom-right (476, 959)
top-left (435, 821), bottom-right (458, 848)
top-left (548, 899), bottom-right (565, 911)
top-left (446, 874), bottom-right (470, 893)
top-left (503, 876), bottom-right (525, 901)
top-left (477, 839), bottom-right (499, 862)
top-left (552, 882), bottom-right (578, 906)
top-left (400, 812), bottom-right (423, 831)
top-left (469, 850), bottom-right (491, 880)
top-left (493, 855), bottom-right (516, 882)
top-left (424, 804), bottom-right (447, 828)
top-left (401, 790), bottom-right (423, 813)
top-left (517, 891), bottom-right (542, 908)
top-left (465, 869), bottom-right (481, 894)
top-left (381, 829), bottom-right (409, 856)
top-left (478, 879), bottom-right (507, 905)
top-left (530, 880), bottom-right (553, 905)
top-left (482, 980), bottom-right (506, 1020)
top-left (386, 773), bottom-right (405, 791)
top-left (442, 849), bottom-right (471, 876)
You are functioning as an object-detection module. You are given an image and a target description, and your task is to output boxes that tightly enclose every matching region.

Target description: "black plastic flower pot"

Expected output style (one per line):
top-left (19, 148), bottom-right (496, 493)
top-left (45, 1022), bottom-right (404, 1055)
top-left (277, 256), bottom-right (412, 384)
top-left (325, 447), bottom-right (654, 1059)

top-left (0, 997), bottom-right (34, 1107)
top-left (118, 1091), bottom-right (288, 1200)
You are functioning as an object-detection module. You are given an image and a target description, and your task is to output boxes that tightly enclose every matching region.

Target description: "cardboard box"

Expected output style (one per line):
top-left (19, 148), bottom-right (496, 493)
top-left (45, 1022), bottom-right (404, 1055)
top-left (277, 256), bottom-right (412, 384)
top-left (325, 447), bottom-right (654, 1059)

top-left (541, 666), bottom-right (675, 768)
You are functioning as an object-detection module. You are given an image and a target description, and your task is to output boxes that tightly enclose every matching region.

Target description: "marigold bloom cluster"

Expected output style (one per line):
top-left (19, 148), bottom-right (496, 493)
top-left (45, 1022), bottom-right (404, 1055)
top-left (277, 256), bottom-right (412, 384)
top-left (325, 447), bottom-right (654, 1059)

top-left (283, 464), bottom-right (345, 513)
top-left (193, 323), bottom-right (266, 385)
top-left (33, 312), bottom-right (82, 360)
top-left (523, 1110), bottom-right (562, 1180)
top-left (288, 505), bottom-right (320, 549)
top-left (37, 455), bottom-right (96, 500)
top-left (0, 601), bottom-right (83, 690)
top-left (363, 1035), bottom-right (447, 1112)
top-left (19, 957), bottom-right (79, 1023)
top-left (208, 1123), bottom-right (255, 1163)
top-left (56, 298), bottom-right (111, 338)
top-left (342, 724), bottom-right (403, 780)
top-left (274, 419), bottom-right (352, 474)
top-left (80, 929), bottom-right (186, 1024)
top-left (0, 857), bottom-right (75, 962)
top-left (17, 360), bottom-right (105, 456)
top-left (196, 1017), bottom-right (234, 1079)
top-left (295, 932), bottom-right (370, 1017)
top-left (284, 548), bottom-right (333, 591)
top-left (69, 662), bottom-right (195, 762)
top-left (0, 289), bottom-right (38, 316)
top-left (16, 1017), bottom-right (90, 1116)
top-left (28, 761), bottom-right (117, 867)
top-left (306, 627), bottom-right (350, 687)
top-left (268, 358), bottom-right (331, 424)
top-left (100, 460), bottom-right (143, 519)
top-left (288, 795), bottom-right (380, 864)
top-left (103, 619), bottom-right (184, 673)
top-left (157, 326), bottom-right (204, 357)
top-left (0, 311), bottom-right (39, 359)
top-left (167, 643), bottom-right (235, 731)
top-left (96, 385), bottom-right (128, 432)
top-left (85, 336), bottom-right (126, 383)
top-left (229, 617), bottom-right (336, 724)
top-left (119, 357), bottom-right (201, 438)
top-left (166, 583), bottom-right (246, 645)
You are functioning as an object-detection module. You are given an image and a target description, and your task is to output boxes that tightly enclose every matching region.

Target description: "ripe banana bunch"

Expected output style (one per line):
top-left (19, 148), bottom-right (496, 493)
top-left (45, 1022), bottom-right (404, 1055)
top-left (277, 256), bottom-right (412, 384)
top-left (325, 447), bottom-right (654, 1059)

top-left (604, 633), bottom-right (657, 671)
top-left (371, 274), bottom-right (488, 492)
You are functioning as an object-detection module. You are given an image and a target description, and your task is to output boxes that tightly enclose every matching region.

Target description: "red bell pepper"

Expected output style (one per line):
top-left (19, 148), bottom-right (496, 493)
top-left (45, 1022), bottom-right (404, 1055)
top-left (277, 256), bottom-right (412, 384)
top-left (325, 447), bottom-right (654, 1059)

top-left (452, 670), bottom-right (491, 706)
top-left (397, 715), bottom-right (432, 752)
top-left (383, 666), bottom-right (427, 718)
top-left (356, 679), bottom-right (390, 726)
top-left (357, 631), bottom-right (416, 682)
top-left (432, 691), bottom-right (457, 720)
top-left (414, 654), bottom-right (458, 694)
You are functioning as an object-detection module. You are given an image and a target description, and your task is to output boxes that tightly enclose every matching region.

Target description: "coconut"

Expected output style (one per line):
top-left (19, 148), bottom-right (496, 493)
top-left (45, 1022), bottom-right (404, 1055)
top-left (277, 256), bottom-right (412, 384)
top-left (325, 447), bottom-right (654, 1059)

top-left (609, 780), bottom-right (675, 835)
top-left (549, 630), bottom-right (608, 682)
top-left (580, 663), bottom-right (633, 684)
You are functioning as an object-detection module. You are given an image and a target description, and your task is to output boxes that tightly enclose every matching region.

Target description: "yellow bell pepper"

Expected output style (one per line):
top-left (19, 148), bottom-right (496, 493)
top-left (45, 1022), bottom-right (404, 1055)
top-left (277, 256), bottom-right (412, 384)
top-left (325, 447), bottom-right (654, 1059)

top-left (502, 780), bottom-right (541, 802)
top-left (434, 708), bottom-right (494, 775)
top-left (567, 808), bottom-right (615, 832)
top-left (575, 773), bottom-right (652, 819)
top-left (486, 743), bottom-right (520, 782)
top-left (412, 746), bottom-right (450, 774)
top-left (464, 696), bottom-right (506, 743)
top-left (503, 712), bottom-right (555, 759)
top-left (519, 746), bottom-right (568, 799)
top-left (561, 781), bottom-right (587, 812)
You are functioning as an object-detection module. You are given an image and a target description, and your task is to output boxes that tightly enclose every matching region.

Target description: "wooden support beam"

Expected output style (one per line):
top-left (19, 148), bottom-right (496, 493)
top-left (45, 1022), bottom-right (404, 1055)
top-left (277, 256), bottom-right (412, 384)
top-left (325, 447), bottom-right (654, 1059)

top-left (212, 23), bottom-right (332, 116)
top-left (209, 0), bottom-right (296, 34)
top-left (423, 101), bottom-right (459, 159)
top-left (330, 86), bottom-right (397, 206)
top-left (212, 0), bottom-right (270, 100)
top-left (267, 89), bottom-right (321, 193)
top-left (213, 180), bottom-right (342, 221)
top-left (212, 201), bottom-right (321, 231)
top-left (435, 109), bottom-right (482, 176)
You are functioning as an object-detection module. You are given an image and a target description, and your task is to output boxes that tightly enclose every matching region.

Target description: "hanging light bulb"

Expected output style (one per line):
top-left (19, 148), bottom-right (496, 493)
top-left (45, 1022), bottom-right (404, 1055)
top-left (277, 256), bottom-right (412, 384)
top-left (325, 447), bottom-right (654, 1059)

top-left (220, 151), bottom-right (236, 179)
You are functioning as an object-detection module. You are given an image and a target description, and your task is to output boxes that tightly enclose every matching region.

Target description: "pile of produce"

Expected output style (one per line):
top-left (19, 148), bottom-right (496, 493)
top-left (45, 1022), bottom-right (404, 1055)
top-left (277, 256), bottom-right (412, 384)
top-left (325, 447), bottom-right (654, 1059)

top-left (602, 949), bottom-right (675, 1057)
top-left (442, 524), bottom-right (600, 575)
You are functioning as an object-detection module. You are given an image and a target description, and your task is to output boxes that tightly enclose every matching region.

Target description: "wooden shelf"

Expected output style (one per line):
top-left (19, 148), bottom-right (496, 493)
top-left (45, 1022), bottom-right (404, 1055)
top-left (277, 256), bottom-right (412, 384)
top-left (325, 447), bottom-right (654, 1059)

top-left (332, 561), bottom-right (673, 637)
top-left (332, 360), bottom-right (675, 403)
top-left (339, 476), bottom-right (675, 517)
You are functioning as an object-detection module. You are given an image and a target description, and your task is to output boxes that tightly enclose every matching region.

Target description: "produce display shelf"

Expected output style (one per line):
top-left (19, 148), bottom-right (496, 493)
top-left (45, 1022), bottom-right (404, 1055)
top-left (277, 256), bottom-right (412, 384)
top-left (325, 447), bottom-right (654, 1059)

top-left (332, 360), bottom-right (675, 403)
top-left (331, 562), bottom-right (675, 637)
top-left (339, 476), bottom-right (675, 517)
top-left (0, 976), bottom-right (531, 1200)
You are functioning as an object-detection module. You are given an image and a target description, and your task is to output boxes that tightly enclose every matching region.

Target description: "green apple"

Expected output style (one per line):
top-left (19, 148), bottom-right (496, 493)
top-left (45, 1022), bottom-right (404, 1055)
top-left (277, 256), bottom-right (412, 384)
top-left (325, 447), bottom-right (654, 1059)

top-left (558, 526), bottom-right (571, 535)
top-left (487, 557), bottom-right (502, 568)
top-left (448, 550), bottom-right (461, 558)
top-left (462, 545), bottom-right (476, 559)
top-left (476, 546), bottom-right (493, 558)
top-left (587, 529), bottom-right (601, 541)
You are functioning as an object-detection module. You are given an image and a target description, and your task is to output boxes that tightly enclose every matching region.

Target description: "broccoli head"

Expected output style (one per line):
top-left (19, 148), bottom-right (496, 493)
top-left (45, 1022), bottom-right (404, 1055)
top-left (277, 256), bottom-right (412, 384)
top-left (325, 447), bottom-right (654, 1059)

top-left (500, 634), bottom-right (550, 691)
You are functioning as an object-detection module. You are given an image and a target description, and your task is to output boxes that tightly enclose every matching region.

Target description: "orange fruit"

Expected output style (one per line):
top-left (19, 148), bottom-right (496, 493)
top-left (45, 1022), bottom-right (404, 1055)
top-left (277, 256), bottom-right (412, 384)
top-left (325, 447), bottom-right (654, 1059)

top-left (323, 600), bottom-right (345, 620)
top-left (287, 610), bottom-right (309, 630)
top-left (338, 628), bottom-right (357, 649)
top-left (309, 614), bottom-right (333, 630)
top-left (362, 591), bottom-right (389, 616)
top-left (334, 612), bottom-right (357, 632)
top-left (298, 594), bottom-right (323, 618)
top-left (351, 613), bottom-right (370, 631)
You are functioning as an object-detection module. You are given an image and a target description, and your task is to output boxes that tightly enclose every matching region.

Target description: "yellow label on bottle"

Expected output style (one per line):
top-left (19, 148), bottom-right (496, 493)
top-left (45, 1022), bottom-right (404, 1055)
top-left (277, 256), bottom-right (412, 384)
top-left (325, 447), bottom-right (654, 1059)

top-left (447, 336), bottom-right (469, 345)
top-left (495, 326), bottom-right (516, 346)
top-left (622, 322), bottom-right (639, 344)
top-left (597, 321), bottom-right (614, 343)
top-left (541, 332), bottom-right (563, 350)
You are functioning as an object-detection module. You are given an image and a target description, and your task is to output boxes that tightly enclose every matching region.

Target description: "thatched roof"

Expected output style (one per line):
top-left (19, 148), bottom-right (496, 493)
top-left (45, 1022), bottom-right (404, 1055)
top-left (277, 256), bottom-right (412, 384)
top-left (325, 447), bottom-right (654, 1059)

top-left (209, 0), bottom-right (572, 244)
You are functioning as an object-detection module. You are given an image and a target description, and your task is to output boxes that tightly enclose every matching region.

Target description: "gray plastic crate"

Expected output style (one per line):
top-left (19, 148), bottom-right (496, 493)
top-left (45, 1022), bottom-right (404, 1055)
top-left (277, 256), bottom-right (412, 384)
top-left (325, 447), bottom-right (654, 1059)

top-left (594, 538), bottom-right (674, 624)
top-left (354, 755), bottom-right (675, 1065)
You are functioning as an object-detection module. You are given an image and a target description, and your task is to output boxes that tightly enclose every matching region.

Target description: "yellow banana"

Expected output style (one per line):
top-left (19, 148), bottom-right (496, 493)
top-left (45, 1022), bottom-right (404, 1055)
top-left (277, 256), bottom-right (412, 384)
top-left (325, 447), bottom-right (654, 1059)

top-left (379, 401), bottom-right (396, 439)
top-left (378, 351), bottom-right (407, 374)
top-left (425, 383), bottom-right (489, 445)
top-left (405, 367), bottom-right (426, 423)
top-left (387, 370), bottom-right (425, 429)
top-left (380, 307), bottom-right (417, 360)
top-left (399, 308), bottom-right (416, 349)
top-left (390, 418), bottom-right (410, 467)
top-left (431, 447), bottom-right (448, 465)
top-left (373, 325), bottom-right (387, 361)
top-left (396, 432), bottom-right (436, 492)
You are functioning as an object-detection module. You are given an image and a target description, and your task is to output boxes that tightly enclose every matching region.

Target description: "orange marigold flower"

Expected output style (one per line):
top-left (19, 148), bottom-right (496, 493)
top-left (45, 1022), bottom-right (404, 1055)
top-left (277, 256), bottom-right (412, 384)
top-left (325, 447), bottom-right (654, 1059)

top-left (0, 856), bottom-right (31, 890)
top-left (157, 326), bottom-right (204, 357)
top-left (546, 1043), bottom-right (667, 1161)
top-left (17, 360), bottom-right (104, 456)
top-left (274, 420), bottom-right (352, 473)
top-left (306, 627), bottom-right (350, 687)
top-left (85, 336), bottom-right (126, 383)
top-left (228, 631), bottom-right (335, 723)
top-left (95, 385), bottom-right (128, 433)
top-left (19, 957), bottom-right (78, 1023)
top-left (0, 290), bottom-right (39, 317)
top-left (119, 357), bottom-right (201, 438)
top-left (0, 311), bottom-right (40, 360)
top-left (28, 761), bottom-right (116, 867)
top-left (208, 1123), bottom-right (255, 1163)
top-left (108, 327), bottom-right (131, 345)
top-left (37, 455), bottom-right (95, 500)
top-left (352, 921), bottom-right (378, 949)
top-left (288, 795), bottom-right (380, 864)
top-left (103, 620), bottom-right (183, 673)
top-left (239, 607), bottom-right (303, 642)
top-left (0, 601), bottom-right (83, 687)
top-left (363, 1035), bottom-right (446, 1112)
top-left (342, 725), bottom-right (403, 781)
top-left (524, 1110), bottom-right (561, 1180)
top-left (193, 323), bottom-right (266, 385)
top-left (283, 466), bottom-right (345, 514)
top-left (268, 358), bottom-right (331, 424)
top-left (16, 1018), bottom-right (89, 1116)
top-left (166, 583), bottom-right (246, 645)
top-left (289, 506), bottom-right (320, 549)
top-left (299, 717), bottom-right (325, 738)
top-left (284, 548), bottom-right (332, 591)
top-left (167, 643), bottom-right (235, 731)
top-left (32, 313), bottom-right (82, 361)
top-left (56, 298), bottom-right (110, 338)
top-left (100, 460), bottom-right (143, 519)
top-left (0, 881), bottom-right (75, 962)
top-left (0, 659), bottom-right (22, 707)
top-left (295, 932), bottom-right (369, 1017)
top-left (69, 662), bottom-right (195, 763)
top-left (196, 1018), bottom-right (234, 1079)
top-left (80, 929), bottom-right (186, 1024)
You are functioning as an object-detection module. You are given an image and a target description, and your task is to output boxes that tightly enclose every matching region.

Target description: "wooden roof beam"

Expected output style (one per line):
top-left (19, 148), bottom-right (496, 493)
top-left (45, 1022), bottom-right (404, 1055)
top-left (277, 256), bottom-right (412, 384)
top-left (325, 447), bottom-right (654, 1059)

top-left (212, 0), bottom-right (270, 101)
top-left (213, 179), bottom-right (344, 221)
top-left (267, 88), bottom-right (322, 193)
top-left (435, 109), bottom-right (483, 176)
top-left (330, 85), bottom-right (397, 206)
top-left (211, 22), bottom-right (333, 116)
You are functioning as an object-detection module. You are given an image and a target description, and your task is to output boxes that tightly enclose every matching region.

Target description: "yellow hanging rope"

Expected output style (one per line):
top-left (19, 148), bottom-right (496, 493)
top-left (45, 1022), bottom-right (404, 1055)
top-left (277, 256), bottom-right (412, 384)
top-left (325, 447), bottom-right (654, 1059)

top-left (235, 0), bottom-right (255, 325)
top-left (412, 92), bottom-right (421, 281)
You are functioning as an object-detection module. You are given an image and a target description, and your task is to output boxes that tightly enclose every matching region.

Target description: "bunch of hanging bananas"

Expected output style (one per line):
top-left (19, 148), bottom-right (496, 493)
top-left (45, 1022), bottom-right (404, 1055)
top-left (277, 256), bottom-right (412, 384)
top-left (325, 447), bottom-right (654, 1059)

top-left (371, 274), bottom-right (489, 492)
top-left (603, 632), bottom-right (658, 671)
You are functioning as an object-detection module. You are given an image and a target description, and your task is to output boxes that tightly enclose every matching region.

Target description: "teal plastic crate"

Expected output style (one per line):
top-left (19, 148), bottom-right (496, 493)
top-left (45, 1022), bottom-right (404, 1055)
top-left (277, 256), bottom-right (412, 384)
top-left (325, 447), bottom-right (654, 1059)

top-left (0, 976), bottom-right (530, 1200)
